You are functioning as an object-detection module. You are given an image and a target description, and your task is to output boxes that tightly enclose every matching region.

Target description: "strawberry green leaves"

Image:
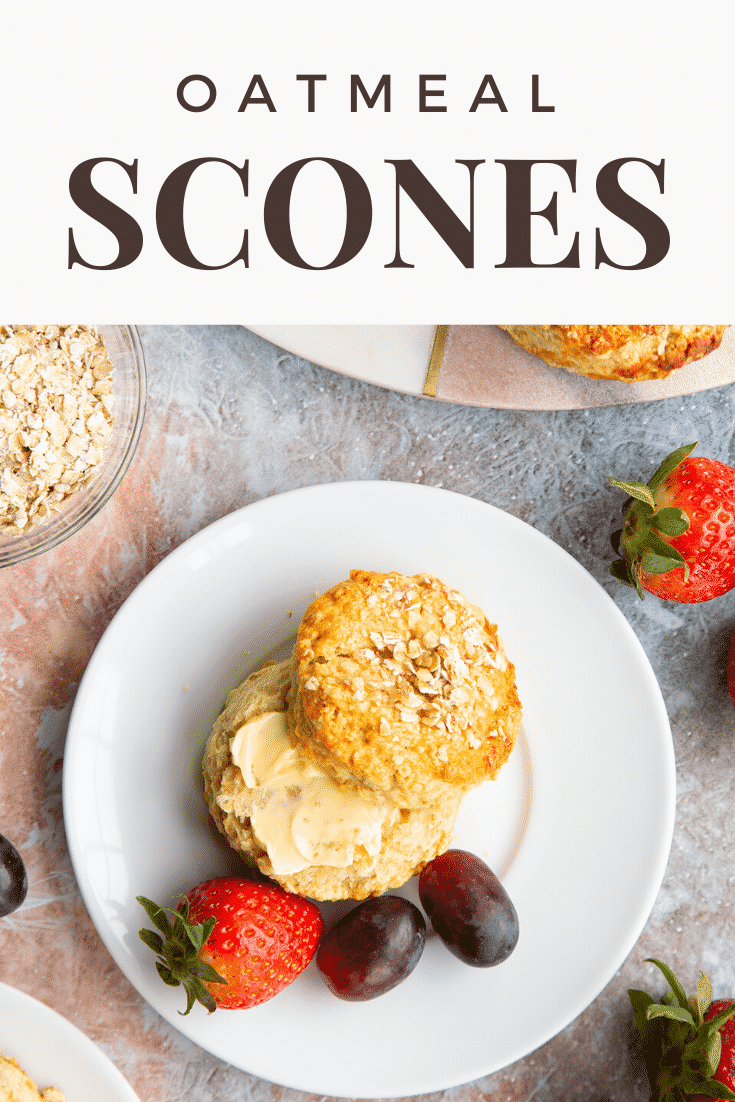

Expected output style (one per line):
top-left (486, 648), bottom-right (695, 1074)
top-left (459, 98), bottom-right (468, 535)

top-left (137, 894), bottom-right (226, 1015)
top-left (609, 444), bottom-right (696, 599)
top-left (629, 958), bottom-right (735, 1102)
top-left (647, 444), bottom-right (700, 495)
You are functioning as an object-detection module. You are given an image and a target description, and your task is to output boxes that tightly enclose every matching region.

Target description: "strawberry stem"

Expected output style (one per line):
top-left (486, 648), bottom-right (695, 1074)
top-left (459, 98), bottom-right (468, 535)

top-left (608, 447), bottom-right (695, 599)
top-left (137, 894), bottom-right (227, 1015)
top-left (629, 959), bottom-right (735, 1102)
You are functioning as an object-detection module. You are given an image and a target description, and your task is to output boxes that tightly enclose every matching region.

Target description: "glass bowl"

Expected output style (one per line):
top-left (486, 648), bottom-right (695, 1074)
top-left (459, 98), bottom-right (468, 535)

top-left (0, 325), bottom-right (147, 568)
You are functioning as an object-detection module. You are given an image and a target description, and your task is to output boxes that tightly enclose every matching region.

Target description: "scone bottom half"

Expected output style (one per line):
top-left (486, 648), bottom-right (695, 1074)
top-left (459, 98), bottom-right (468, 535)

top-left (202, 570), bottom-right (522, 902)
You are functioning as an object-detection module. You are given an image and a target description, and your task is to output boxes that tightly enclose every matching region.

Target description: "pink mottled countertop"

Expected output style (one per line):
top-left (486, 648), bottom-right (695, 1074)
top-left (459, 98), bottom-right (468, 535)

top-left (2, 325), bottom-right (735, 1102)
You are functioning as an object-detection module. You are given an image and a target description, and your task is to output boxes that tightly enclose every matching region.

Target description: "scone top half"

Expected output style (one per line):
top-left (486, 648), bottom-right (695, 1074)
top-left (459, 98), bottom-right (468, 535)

top-left (499, 324), bottom-right (728, 382)
top-left (291, 569), bottom-right (522, 809)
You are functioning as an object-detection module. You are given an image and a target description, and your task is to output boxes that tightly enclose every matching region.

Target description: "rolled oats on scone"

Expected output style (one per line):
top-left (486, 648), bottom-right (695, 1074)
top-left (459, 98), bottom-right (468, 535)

top-left (0, 325), bottom-right (114, 536)
top-left (292, 570), bottom-right (521, 806)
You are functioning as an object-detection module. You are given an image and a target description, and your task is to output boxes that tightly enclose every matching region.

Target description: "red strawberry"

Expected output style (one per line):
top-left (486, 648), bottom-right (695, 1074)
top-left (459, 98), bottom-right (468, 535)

top-left (691, 1001), bottom-right (735, 1102)
top-left (628, 958), bottom-right (735, 1101)
top-left (137, 876), bottom-right (323, 1012)
top-left (609, 443), bottom-right (735, 602)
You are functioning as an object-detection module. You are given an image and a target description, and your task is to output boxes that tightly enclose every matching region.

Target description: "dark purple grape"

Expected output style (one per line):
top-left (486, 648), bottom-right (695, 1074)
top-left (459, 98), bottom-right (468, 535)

top-left (317, 895), bottom-right (426, 1001)
top-left (419, 849), bottom-right (518, 967)
top-left (0, 833), bottom-right (28, 918)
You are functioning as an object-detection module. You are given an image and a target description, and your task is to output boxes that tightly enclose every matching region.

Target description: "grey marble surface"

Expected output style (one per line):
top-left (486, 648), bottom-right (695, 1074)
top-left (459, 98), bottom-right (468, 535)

top-left (3, 324), bottom-right (735, 1102)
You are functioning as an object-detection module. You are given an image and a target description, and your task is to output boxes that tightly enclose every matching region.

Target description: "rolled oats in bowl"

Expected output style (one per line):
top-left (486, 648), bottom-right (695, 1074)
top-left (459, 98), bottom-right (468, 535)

top-left (0, 325), bottom-right (146, 567)
top-left (0, 325), bottom-right (115, 535)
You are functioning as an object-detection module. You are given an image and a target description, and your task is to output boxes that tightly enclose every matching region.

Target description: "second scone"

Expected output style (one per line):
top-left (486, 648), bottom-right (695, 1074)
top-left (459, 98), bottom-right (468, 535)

top-left (203, 657), bottom-right (463, 900)
top-left (498, 324), bottom-right (727, 382)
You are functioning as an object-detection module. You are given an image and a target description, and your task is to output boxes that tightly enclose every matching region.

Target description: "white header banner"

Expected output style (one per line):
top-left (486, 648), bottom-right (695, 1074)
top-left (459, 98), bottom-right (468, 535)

top-left (3, 1), bottom-right (733, 322)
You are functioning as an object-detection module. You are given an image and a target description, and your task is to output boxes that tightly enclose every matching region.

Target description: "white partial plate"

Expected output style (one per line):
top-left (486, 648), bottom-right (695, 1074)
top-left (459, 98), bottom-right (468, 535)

top-left (246, 324), bottom-right (735, 410)
top-left (63, 482), bottom-right (675, 1098)
top-left (249, 324), bottom-right (436, 394)
top-left (0, 982), bottom-right (139, 1102)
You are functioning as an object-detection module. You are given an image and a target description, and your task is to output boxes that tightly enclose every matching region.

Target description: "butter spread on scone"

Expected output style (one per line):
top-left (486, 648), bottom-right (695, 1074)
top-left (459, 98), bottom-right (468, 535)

top-left (203, 570), bottom-right (522, 901)
top-left (231, 710), bottom-right (398, 875)
top-left (0, 1054), bottom-right (66, 1102)
top-left (203, 659), bottom-right (462, 900)
top-left (498, 324), bottom-right (728, 382)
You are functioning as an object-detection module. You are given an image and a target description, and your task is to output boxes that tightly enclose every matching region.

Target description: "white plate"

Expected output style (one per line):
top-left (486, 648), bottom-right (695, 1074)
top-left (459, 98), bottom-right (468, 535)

top-left (63, 482), bottom-right (675, 1098)
top-left (248, 324), bottom-right (436, 397)
top-left (0, 982), bottom-right (139, 1102)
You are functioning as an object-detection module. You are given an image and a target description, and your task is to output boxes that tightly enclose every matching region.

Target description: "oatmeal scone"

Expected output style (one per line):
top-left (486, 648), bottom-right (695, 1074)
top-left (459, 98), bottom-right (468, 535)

top-left (0, 1054), bottom-right (66, 1102)
top-left (498, 324), bottom-right (728, 382)
top-left (203, 570), bottom-right (522, 901)
top-left (291, 570), bottom-right (521, 807)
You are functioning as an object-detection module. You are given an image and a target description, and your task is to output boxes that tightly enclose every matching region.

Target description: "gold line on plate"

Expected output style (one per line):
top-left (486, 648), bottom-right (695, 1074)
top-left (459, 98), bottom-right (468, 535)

top-left (423, 325), bottom-right (449, 397)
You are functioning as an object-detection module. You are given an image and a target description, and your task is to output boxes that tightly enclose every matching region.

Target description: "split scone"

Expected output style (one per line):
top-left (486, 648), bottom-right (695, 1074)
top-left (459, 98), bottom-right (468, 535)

top-left (0, 1055), bottom-right (65, 1102)
top-left (203, 570), bottom-right (522, 900)
top-left (498, 325), bottom-right (728, 382)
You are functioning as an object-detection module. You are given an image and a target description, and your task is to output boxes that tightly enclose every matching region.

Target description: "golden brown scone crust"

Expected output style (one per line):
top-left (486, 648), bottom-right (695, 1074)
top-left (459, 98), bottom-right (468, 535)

top-left (202, 659), bottom-right (462, 900)
top-left (291, 570), bottom-right (522, 808)
top-left (498, 324), bottom-right (728, 381)
top-left (0, 1055), bottom-right (66, 1102)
